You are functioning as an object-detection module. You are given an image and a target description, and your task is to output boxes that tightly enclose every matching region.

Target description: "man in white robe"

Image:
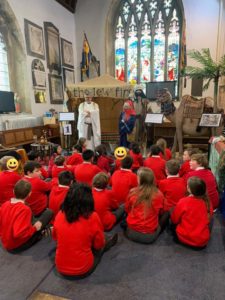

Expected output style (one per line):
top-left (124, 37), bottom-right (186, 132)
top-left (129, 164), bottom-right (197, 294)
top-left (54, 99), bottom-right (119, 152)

top-left (77, 96), bottom-right (101, 150)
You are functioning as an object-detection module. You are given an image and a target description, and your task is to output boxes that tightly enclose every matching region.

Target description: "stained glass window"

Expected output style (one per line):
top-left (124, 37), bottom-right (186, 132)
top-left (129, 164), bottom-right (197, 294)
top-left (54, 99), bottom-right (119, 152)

top-left (114, 0), bottom-right (183, 94)
top-left (0, 33), bottom-right (10, 91)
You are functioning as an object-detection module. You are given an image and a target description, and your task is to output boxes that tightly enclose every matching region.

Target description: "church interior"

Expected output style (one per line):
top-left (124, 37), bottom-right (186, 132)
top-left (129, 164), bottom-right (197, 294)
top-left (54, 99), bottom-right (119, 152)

top-left (1, 0), bottom-right (225, 299)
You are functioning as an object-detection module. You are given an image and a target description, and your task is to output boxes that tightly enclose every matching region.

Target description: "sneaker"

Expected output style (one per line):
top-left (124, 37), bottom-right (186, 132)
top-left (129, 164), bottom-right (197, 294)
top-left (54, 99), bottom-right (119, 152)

top-left (104, 233), bottom-right (118, 252)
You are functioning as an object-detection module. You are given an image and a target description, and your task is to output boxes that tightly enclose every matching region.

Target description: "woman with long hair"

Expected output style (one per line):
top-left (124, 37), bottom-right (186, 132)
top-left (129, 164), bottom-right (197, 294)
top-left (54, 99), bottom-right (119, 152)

top-left (124, 167), bottom-right (168, 244)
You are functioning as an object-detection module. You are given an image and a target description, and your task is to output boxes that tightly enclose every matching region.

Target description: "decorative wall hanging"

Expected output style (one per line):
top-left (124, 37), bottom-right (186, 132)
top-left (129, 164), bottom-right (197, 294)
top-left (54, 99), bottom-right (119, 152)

top-left (63, 68), bottom-right (75, 89)
top-left (32, 59), bottom-right (46, 88)
top-left (48, 74), bottom-right (64, 104)
top-left (61, 38), bottom-right (74, 69)
top-left (24, 19), bottom-right (45, 59)
top-left (44, 22), bottom-right (61, 73)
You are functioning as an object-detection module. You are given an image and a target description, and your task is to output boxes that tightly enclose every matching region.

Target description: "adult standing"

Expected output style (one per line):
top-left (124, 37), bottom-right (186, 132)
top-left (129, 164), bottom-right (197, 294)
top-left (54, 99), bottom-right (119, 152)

top-left (77, 96), bottom-right (101, 150)
top-left (119, 102), bottom-right (136, 148)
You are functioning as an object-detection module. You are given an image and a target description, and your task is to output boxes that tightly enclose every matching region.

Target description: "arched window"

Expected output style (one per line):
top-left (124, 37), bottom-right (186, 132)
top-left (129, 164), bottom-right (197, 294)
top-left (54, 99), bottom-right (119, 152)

top-left (114, 0), bottom-right (184, 89)
top-left (0, 32), bottom-right (10, 91)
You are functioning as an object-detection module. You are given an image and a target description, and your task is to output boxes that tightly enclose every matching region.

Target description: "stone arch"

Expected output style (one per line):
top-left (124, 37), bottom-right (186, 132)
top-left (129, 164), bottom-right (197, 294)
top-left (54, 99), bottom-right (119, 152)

top-left (0, 0), bottom-right (30, 112)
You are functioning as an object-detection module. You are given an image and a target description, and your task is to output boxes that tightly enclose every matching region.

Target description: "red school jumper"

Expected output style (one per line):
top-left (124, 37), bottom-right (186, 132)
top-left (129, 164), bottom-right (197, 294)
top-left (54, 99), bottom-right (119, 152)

top-left (97, 155), bottom-right (114, 173)
top-left (23, 176), bottom-right (52, 216)
top-left (0, 171), bottom-right (21, 206)
top-left (53, 211), bottom-right (105, 276)
top-left (74, 162), bottom-right (102, 186)
top-left (144, 156), bottom-right (166, 184)
top-left (171, 196), bottom-right (213, 247)
top-left (185, 169), bottom-right (219, 209)
top-left (125, 190), bottom-right (164, 234)
top-left (49, 185), bottom-right (69, 222)
top-left (0, 200), bottom-right (37, 250)
top-left (110, 169), bottom-right (138, 204)
top-left (129, 150), bottom-right (143, 171)
top-left (158, 176), bottom-right (187, 211)
top-left (51, 165), bottom-right (74, 179)
top-left (66, 153), bottom-right (83, 166)
top-left (92, 188), bottom-right (118, 231)
top-left (159, 148), bottom-right (172, 161)
top-left (179, 160), bottom-right (191, 178)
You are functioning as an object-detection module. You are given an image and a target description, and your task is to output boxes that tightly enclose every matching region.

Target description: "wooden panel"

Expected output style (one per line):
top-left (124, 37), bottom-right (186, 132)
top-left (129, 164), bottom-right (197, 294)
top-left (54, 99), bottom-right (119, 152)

top-left (4, 132), bottom-right (15, 145)
top-left (15, 131), bottom-right (25, 143)
top-left (25, 129), bottom-right (34, 140)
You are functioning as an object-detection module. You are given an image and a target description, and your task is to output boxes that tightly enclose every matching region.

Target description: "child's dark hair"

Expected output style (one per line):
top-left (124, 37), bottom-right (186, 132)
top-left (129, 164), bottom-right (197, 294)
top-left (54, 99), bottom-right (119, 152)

top-left (62, 183), bottom-right (94, 223)
top-left (95, 144), bottom-right (107, 156)
top-left (53, 144), bottom-right (62, 154)
top-left (54, 155), bottom-right (65, 166)
top-left (72, 144), bottom-right (82, 153)
top-left (191, 153), bottom-right (208, 168)
top-left (131, 142), bottom-right (141, 154)
top-left (14, 180), bottom-right (31, 199)
top-left (121, 155), bottom-right (133, 169)
top-left (82, 149), bottom-right (94, 161)
top-left (24, 161), bottom-right (41, 175)
top-left (58, 171), bottom-right (74, 186)
top-left (187, 176), bottom-right (210, 218)
top-left (27, 151), bottom-right (39, 161)
top-left (149, 145), bottom-right (161, 156)
top-left (166, 159), bottom-right (180, 175)
top-left (93, 172), bottom-right (109, 189)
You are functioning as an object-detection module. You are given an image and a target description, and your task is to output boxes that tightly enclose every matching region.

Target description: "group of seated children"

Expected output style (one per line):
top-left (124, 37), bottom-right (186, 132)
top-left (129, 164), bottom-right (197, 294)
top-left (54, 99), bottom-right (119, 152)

top-left (0, 137), bottom-right (218, 279)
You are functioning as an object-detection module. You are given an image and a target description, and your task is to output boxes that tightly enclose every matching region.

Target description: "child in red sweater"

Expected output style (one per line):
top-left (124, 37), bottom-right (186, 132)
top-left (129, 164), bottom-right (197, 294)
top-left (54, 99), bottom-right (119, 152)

top-left (94, 144), bottom-right (114, 174)
top-left (111, 156), bottom-right (138, 204)
top-left (144, 145), bottom-right (166, 184)
top-left (125, 167), bottom-right (168, 244)
top-left (27, 150), bottom-right (49, 179)
top-left (129, 142), bottom-right (143, 172)
top-left (23, 161), bottom-right (52, 217)
top-left (74, 150), bottom-right (102, 186)
top-left (158, 159), bottom-right (186, 212)
top-left (51, 155), bottom-right (74, 179)
top-left (156, 138), bottom-right (172, 161)
top-left (0, 180), bottom-right (52, 252)
top-left (49, 171), bottom-right (74, 222)
top-left (171, 176), bottom-right (213, 249)
top-left (66, 144), bottom-right (83, 166)
top-left (179, 148), bottom-right (199, 178)
top-left (185, 153), bottom-right (219, 209)
top-left (92, 172), bottom-right (124, 231)
top-left (53, 183), bottom-right (118, 278)
top-left (48, 144), bottom-right (63, 177)
top-left (0, 156), bottom-right (21, 206)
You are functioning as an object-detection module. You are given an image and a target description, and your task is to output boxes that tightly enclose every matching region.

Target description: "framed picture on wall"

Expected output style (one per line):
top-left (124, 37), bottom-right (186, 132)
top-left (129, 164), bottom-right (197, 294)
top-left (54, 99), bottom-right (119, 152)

top-left (32, 59), bottom-right (46, 88)
top-left (63, 68), bottom-right (75, 88)
top-left (34, 89), bottom-right (47, 103)
top-left (24, 19), bottom-right (45, 59)
top-left (44, 22), bottom-right (61, 73)
top-left (61, 38), bottom-right (74, 69)
top-left (48, 74), bottom-right (64, 104)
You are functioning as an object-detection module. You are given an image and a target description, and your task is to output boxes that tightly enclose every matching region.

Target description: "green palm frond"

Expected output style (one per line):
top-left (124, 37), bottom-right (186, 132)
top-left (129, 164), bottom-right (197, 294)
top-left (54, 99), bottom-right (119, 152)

top-left (188, 48), bottom-right (217, 70)
top-left (185, 66), bottom-right (214, 79)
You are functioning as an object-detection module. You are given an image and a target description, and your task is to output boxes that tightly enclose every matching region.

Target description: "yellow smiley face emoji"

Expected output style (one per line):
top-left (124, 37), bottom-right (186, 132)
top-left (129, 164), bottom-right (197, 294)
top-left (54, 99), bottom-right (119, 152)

top-left (114, 147), bottom-right (127, 160)
top-left (7, 158), bottom-right (19, 171)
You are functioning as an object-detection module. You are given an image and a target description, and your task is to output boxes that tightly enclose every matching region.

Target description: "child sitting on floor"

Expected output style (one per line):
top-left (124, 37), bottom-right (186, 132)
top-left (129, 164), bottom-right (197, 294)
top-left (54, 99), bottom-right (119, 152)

top-left (179, 148), bottom-right (199, 178)
top-left (156, 138), bottom-right (172, 161)
top-left (111, 156), bottom-right (138, 205)
top-left (129, 142), bottom-right (143, 173)
top-left (171, 176), bottom-right (213, 249)
top-left (27, 150), bottom-right (49, 179)
top-left (51, 155), bottom-right (74, 179)
top-left (49, 171), bottom-right (74, 222)
top-left (66, 144), bottom-right (83, 166)
top-left (0, 180), bottom-right (52, 252)
top-left (158, 159), bottom-right (187, 212)
top-left (0, 156), bottom-right (21, 206)
top-left (94, 144), bottom-right (114, 174)
top-left (53, 183), bottom-right (118, 278)
top-left (124, 167), bottom-right (168, 244)
top-left (92, 172), bottom-right (124, 231)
